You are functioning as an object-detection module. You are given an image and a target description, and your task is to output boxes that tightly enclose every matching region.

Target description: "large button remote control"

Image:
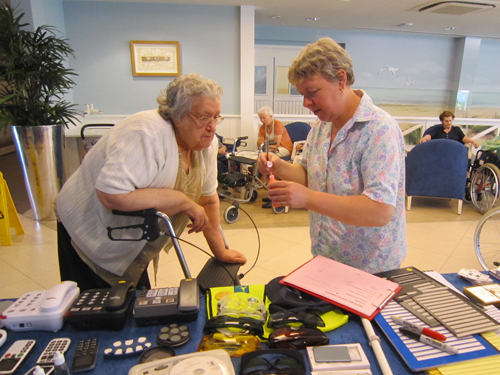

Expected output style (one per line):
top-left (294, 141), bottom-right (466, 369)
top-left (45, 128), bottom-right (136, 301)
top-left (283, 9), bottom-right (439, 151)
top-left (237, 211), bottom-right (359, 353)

top-left (156, 324), bottom-right (190, 347)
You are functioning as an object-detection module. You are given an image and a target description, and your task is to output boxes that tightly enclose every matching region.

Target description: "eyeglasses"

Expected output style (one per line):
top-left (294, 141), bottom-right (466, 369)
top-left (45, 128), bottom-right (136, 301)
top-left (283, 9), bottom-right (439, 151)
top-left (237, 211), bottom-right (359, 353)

top-left (189, 112), bottom-right (224, 126)
top-left (240, 349), bottom-right (306, 375)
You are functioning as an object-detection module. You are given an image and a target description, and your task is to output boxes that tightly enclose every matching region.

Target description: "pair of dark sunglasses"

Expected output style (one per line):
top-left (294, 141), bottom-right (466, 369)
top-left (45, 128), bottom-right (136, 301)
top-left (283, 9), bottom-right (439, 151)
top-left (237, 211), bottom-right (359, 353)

top-left (268, 327), bottom-right (329, 350)
top-left (240, 349), bottom-right (306, 375)
top-left (267, 310), bottom-right (325, 329)
top-left (204, 315), bottom-right (264, 336)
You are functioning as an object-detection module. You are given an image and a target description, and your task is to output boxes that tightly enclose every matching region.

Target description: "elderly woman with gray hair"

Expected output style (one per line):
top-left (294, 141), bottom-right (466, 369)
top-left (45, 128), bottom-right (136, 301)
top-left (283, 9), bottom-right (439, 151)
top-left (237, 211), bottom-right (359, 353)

top-left (258, 38), bottom-right (407, 273)
top-left (57, 73), bottom-right (246, 291)
top-left (256, 106), bottom-right (293, 158)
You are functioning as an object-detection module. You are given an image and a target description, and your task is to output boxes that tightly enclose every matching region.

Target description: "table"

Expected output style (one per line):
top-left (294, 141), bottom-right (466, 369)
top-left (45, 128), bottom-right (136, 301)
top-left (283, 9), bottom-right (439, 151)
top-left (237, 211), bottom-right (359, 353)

top-left (0, 273), bottom-right (478, 375)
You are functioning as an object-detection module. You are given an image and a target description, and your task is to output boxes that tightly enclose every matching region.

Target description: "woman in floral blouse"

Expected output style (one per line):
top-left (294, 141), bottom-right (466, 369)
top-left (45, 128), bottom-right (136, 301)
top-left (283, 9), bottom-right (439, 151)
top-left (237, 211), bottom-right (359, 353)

top-left (258, 37), bottom-right (407, 273)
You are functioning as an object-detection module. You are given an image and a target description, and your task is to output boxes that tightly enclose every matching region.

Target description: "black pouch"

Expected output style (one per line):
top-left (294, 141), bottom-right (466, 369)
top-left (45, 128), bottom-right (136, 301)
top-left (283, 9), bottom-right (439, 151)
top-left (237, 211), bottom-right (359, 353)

top-left (264, 276), bottom-right (349, 333)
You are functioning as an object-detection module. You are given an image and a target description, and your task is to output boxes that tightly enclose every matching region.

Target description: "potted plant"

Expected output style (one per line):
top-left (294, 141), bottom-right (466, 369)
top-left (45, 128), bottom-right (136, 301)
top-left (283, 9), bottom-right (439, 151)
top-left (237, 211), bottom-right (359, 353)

top-left (0, 4), bottom-right (79, 220)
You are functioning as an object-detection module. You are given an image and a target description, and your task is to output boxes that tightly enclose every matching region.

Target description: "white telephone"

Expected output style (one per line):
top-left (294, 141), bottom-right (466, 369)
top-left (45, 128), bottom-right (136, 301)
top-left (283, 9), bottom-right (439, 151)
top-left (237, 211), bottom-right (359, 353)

top-left (0, 281), bottom-right (80, 332)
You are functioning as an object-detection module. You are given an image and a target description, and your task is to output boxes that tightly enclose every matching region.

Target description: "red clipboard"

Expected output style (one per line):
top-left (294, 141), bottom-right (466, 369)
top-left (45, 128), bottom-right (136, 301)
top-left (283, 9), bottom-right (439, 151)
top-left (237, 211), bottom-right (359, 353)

top-left (280, 255), bottom-right (401, 320)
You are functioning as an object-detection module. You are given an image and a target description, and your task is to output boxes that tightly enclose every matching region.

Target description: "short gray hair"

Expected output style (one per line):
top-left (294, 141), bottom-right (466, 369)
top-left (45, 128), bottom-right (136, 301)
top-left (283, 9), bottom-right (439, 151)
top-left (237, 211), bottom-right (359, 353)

top-left (157, 73), bottom-right (223, 122)
top-left (258, 106), bottom-right (273, 117)
top-left (288, 37), bottom-right (355, 86)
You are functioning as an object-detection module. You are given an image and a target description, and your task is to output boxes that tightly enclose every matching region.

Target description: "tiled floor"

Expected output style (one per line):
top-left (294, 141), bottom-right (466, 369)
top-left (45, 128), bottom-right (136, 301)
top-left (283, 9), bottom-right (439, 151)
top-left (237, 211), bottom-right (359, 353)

top-left (0, 189), bottom-right (489, 299)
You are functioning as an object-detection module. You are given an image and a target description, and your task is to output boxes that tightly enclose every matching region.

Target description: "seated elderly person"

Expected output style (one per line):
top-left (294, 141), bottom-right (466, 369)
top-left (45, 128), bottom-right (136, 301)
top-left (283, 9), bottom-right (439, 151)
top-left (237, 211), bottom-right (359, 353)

top-left (419, 111), bottom-right (478, 148)
top-left (256, 106), bottom-right (293, 158)
top-left (57, 73), bottom-right (247, 291)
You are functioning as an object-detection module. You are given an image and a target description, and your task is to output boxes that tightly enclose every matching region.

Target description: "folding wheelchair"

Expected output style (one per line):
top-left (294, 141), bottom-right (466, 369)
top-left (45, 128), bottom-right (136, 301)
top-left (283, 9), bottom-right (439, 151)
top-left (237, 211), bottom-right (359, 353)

top-left (468, 149), bottom-right (500, 213)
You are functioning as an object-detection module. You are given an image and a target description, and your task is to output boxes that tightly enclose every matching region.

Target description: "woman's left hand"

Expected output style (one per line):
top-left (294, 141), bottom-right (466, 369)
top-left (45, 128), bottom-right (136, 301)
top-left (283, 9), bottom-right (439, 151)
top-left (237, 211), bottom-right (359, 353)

top-left (267, 180), bottom-right (310, 209)
top-left (217, 249), bottom-right (247, 265)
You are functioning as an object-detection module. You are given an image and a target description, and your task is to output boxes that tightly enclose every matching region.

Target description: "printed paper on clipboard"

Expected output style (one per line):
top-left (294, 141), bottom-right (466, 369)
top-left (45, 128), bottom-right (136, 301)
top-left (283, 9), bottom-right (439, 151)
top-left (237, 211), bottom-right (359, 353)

top-left (279, 255), bottom-right (401, 320)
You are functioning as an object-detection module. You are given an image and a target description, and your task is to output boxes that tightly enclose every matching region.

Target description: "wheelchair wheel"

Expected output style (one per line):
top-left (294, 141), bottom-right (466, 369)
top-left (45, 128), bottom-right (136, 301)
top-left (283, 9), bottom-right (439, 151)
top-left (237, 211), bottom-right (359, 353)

top-left (272, 206), bottom-right (285, 214)
top-left (470, 163), bottom-right (500, 214)
top-left (224, 206), bottom-right (239, 224)
top-left (244, 189), bottom-right (258, 203)
top-left (474, 207), bottom-right (500, 270)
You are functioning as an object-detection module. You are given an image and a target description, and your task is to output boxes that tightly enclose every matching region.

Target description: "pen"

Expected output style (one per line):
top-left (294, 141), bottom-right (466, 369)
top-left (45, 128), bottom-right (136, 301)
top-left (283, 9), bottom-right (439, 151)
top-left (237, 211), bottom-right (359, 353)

top-left (265, 139), bottom-right (272, 168)
top-left (399, 328), bottom-right (458, 355)
top-left (391, 316), bottom-right (447, 341)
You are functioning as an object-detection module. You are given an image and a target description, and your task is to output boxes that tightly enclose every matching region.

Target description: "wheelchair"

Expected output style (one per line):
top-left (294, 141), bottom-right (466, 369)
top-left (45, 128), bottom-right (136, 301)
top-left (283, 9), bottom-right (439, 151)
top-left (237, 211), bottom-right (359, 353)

top-left (468, 149), bottom-right (500, 213)
top-left (217, 136), bottom-right (285, 223)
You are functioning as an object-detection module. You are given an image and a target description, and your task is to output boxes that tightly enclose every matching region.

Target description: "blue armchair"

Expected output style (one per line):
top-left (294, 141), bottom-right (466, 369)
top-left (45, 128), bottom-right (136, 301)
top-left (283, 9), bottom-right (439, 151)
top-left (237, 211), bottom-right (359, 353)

top-left (406, 139), bottom-right (469, 214)
top-left (284, 122), bottom-right (311, 163)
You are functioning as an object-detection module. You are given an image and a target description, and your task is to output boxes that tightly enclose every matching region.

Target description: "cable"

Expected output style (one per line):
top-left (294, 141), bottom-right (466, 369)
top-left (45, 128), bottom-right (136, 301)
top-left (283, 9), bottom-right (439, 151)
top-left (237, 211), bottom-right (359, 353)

top-left (160, 233), bottom-right (241, 286)
top-left (230, 202), bottom-right (261, 279)
top-left (163, 200), bottom-right (261, 282)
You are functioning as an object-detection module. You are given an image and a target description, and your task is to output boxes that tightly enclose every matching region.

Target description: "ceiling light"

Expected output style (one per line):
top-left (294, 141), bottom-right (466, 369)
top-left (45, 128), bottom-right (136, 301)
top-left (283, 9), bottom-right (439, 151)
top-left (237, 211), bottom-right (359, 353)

top-left (397, 23), bottom-right (414, 27)
top-left (444, 27), bottom-right (457, 30)
top-left (271, 15), bottom-right (281, 19)
top-left (306, 17), bottom-right (320, 21)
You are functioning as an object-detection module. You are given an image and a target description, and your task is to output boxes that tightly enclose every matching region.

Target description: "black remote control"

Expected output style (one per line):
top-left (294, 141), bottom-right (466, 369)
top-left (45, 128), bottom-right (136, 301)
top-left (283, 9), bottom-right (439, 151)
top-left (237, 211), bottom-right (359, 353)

top-left (71, 339), bottom-right (99, 373)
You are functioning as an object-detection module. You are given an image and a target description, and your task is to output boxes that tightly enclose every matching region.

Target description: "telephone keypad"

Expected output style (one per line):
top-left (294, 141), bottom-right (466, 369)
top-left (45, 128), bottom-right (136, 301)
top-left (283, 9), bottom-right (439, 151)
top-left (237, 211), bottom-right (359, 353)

top-left (36, 338), bottom-right (71, 365)
top-left (69, 291), bottom-right (110, 312)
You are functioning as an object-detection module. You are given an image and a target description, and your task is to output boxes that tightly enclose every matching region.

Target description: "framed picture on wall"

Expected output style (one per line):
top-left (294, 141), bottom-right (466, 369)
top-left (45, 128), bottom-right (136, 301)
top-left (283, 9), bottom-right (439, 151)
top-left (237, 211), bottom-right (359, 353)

top-left (130, 41), bottom-right (181, 76)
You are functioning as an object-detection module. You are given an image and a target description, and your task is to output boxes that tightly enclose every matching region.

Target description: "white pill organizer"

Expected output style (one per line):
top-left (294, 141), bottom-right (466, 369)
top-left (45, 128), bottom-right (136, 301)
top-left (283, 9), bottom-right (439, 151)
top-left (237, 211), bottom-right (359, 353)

top-left (0, 281), bottom-right (80, 332)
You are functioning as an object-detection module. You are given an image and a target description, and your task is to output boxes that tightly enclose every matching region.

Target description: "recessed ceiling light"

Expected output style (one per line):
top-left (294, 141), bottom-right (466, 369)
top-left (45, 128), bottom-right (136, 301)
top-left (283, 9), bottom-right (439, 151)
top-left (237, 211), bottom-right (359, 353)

top-left (271, 15), bottom-right (281, 19)
top-left (306, 17), bottom-right (320, 21)
top-left (444, 27), bottom-right (457, 30)
top-left (397, 23), bottom-right (413, 27)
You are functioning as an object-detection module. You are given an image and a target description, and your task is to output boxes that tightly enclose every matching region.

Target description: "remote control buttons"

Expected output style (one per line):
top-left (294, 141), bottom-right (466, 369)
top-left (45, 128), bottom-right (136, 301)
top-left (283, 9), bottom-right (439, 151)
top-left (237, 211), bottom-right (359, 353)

top-left (104, 337), bottom-right (151, 359)
top-left (157, 324), bottom-right (190, 347)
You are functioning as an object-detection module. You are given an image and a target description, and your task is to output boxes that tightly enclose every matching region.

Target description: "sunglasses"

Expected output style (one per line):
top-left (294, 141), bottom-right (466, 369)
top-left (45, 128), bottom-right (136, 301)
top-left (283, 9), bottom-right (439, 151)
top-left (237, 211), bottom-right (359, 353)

top-left (268, 327), bottom-right (329, 350)
top-left (267, 310), bottom-right (325, 329)
top-left (240, 349), bottom-right (306, 375)
top-left (204, 315), bottom-right (264, 337)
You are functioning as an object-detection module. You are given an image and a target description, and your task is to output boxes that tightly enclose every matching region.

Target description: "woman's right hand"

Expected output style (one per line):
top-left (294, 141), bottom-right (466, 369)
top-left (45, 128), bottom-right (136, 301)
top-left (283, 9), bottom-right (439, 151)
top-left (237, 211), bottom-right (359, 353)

top-left (184, 202), bottom-right (209, 233)
top-left (257, 152), bottom-right (280, 175)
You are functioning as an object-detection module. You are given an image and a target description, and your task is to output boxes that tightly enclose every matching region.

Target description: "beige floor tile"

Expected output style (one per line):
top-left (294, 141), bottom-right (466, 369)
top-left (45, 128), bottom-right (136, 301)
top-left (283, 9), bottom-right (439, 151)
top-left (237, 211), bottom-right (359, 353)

top-left (401, 246), bottom-right (448, 271)
top-left (0, 259), bottom-right (30, 287)
top-left (406, 225), bottom-right (462, 256)
top-left (409, 221), bottom-right (475, 237)
top-left (450, 237), bottom-right (479, 263)
top-left (257, 243), bottom-right (313, 276)
top-left (257, 226), bottom-right (310, 243)
top-left (0, 278), bottom-right (45, 299)
top-left (30, 268), bottom-right (64, 289)
top-left (439, 255), bottom-right (483, 274)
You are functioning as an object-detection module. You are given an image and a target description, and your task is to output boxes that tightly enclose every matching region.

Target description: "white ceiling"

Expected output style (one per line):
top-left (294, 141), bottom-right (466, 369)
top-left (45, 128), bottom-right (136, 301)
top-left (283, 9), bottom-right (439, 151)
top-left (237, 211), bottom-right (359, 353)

top-left (69, 0), bottom-right (500, 39)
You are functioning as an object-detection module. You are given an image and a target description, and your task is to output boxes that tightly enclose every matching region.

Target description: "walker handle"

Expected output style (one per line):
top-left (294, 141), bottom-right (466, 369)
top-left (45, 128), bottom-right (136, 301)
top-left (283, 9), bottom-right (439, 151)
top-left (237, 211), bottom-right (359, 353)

top-left (107, 209), bottom-right (161, 241)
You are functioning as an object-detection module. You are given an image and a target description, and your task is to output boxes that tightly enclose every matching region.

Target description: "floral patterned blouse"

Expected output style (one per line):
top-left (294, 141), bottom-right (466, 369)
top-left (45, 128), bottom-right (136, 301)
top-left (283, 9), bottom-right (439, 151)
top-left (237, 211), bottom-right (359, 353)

top-left (300, 90), bottom-right (407, 273)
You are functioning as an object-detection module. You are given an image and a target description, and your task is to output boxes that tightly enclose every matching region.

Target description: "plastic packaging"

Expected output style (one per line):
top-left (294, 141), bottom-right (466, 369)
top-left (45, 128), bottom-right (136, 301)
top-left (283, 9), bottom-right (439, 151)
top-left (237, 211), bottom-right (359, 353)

top-left (33, 366), bottom-right (46, 375)
top-left (268, 174), bottom-right (279, 207)
top-left (54, 351), bottom-right (70, 375)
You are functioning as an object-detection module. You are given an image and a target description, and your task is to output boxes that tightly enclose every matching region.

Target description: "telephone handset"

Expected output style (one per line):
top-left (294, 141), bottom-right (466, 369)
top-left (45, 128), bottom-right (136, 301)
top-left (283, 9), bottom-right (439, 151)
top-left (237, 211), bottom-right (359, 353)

top-left (65, 280), bottom-right (136, 331)
top-left (133, 278), bottom-right (200, 326)
top-left (0, 281), bottom-right (80, 332)
top-left (40, 281), bottom-right (79, 313)
top-left (105, 280), bottom-right (135, 311)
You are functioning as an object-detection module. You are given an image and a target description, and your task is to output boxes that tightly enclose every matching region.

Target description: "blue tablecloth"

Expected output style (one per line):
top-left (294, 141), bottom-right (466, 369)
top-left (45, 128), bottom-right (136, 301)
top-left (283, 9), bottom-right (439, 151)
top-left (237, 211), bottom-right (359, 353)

top-left (0, 273), bottom-right (475, 375)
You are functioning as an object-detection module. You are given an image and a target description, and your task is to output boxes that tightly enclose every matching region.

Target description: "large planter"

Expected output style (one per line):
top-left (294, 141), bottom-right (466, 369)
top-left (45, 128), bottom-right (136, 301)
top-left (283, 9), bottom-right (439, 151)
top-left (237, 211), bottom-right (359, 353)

top-left (10, 124), bottom-right (68, 221)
